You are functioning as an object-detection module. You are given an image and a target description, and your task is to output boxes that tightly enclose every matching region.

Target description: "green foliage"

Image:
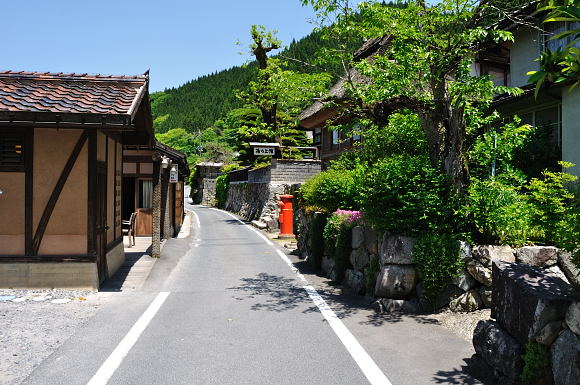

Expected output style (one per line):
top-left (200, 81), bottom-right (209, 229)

top-left (155, 128), bottom-right (200, 166)
top-left (521, 341), bottom-right (552, 385)
top-left (527, 162), bottom-right (580, 249)
top-left (323, 213), bottom-right (356, 283)
top-left (360, 112), bottom-right (427, 163)
top-left (309, 212), bottom-right (327, 269)
top-left (150, 28), bottom-right (341, 135)
top-left (529, 0), bottom-right (580, 94)
top-left (214, 174), bottom-right (229, 208)
top-left (361, 155), bottom-right (458, 235)
top-left (300, 168), bottom-right (363, 213)
top-left (300, 0), bottom-right (521, 191)
top-left (466, 179), bottom-right (534, 247)
top-left (413, 233), bottom-right (463, 301)
top-left (469, 117), bottom-right (535, 182)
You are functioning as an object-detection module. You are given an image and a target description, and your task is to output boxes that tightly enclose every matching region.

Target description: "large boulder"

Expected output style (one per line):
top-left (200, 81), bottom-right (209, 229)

top-left (492, 261), bottom-right (580, 346)
top-left (374, 298), bottom-right (420, 313)
top-left (472, 245), bottom-right (515, 268)
top-left (351, 226), bottom-right (365, 250)
top-left (466, 259), bottom-right (493, 287)
top-left (565, 301), bottom-right (580, 336)
top-left (535, 320), bottom-right (563, 346)
top-left (450, 289), bottom-right (483, 313)
top-left (349, 247), bottom-right (370, 272)
top-left (364, 227), bottom-right (379, 255)
top-left (515, 246), bottom-right (558, 267)
top-left (417, 282), bottom-right (463, 310)
top-left (321, 255), bottom-right (335, 278)
top-left (375, 264), bottom-right (417, 299)
top-left (472, 320), bottom-right (523, 380)
top-left (459, 241), bottom-right (472, 261)
top-left (343, 269), bottom-right (365, 296)
top-left (558, 250), bottom-right (580, 287)
top-left (379, 233), bottom-right (415, 265)
top-left (478, 286), bottom-right (493, 308)
top-left (452, 269), bottom-right (478, 291)
top-left (551, 330), bottom-right (580, 385)
top-left (545, 265), bottom-right (570, 284)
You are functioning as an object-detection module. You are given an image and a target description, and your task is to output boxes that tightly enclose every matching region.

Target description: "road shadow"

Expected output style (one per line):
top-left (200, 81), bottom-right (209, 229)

top-left (100, 245), bottom-right (152, 292)
top-left (227, 268), bottom-right (441, 328)
top-left (432, 355), bottom-right (498, 385)
top-left (227, 273), bottom-right (311, 312)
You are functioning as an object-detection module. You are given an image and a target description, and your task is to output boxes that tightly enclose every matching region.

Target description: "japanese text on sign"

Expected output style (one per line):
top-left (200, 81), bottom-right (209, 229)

top-left (253, 147), bottom-right (275, 156)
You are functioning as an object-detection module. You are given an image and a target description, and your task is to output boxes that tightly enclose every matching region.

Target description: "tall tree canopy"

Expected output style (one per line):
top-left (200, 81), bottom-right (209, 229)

top-left (301, 0), bottom-right (522, 192)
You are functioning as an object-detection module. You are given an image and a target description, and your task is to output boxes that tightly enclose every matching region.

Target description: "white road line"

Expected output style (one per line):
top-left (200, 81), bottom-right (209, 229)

top-left (86, 292), bottom-right (171, 385)
top-left (189, 209), bottom-right (201, 228)
top-left (208, 207), bottom-right (393, 385)
top-left (276, 250), bottom-right (307, 283)
top-left (304, 286), bottom-right (393, 385)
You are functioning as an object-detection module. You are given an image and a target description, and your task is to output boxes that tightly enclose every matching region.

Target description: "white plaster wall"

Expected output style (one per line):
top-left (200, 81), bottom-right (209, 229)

top-left (562, 87), bottom-right (580, 177)
top-left (510, 27), bottom-right (541, 87)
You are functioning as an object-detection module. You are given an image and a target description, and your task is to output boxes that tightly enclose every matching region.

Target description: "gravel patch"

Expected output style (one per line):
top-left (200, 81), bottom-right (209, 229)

top-left (0, 289), bottom-right (103, 385)
top-left (430, 308), bottom-right (492, 341)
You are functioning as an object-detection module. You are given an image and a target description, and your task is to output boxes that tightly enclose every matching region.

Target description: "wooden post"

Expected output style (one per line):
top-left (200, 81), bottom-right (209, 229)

top-left (152, 160), bottom-right (161, 258)
top-left (160, 167), bottom-right (170, 240)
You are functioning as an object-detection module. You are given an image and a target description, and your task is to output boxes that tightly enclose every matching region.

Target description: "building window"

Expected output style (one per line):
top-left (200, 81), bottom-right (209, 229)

top-left (352, 123), bottom-right (362, 142)
top-left (313, 128), bottom-right (322, 145)
top-left (0, 134), bottom-right (24, 170)
top-left (332, 130), bottom-right (339, 146)
top-left (517, 105), bottom-right (562, 175)
top-left (138, 179), bottom-right (153, 209)
top-left (544, 21), bottom-right (580, 52)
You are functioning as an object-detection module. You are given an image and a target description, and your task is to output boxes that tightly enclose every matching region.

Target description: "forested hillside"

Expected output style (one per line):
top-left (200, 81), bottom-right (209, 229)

top-left (151, 30), bottom-right (333, 134)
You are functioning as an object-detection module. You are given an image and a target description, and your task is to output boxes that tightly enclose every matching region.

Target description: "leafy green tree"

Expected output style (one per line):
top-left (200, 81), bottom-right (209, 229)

top-left (155, 128), bottom-right (199, 165)
top-left (301, 0), bottom-right (521, 193)
top-left (235, 25), bottom-right (332, 164)
top-left (528, 0), bottom-right (580, 94)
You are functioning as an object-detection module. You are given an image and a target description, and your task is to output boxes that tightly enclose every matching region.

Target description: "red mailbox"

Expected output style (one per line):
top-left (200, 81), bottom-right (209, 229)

top-left (278, 194), bottom-right (294, 238)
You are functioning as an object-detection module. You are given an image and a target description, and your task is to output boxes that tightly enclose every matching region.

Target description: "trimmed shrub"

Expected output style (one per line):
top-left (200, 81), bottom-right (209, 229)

top-left (214, 174), bottom-right (229, 208)
top-left (300, 169), bottom-right (362, 213)
top-left (466, 178), bottom-right (534, 247)
top-left (322, 210), bottom-right (362, 283)
top-left (361, 155), bottom-right (458, 235)
top-left (413, 232), bottom-right (463, 301)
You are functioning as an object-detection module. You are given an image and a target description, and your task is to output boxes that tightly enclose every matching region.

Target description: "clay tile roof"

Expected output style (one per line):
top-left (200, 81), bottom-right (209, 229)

top-left (0, 70), bottom-right (148, 116)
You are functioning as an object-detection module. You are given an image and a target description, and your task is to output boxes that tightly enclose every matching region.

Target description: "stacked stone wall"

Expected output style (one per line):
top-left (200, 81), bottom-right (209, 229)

top-left (295, 209), bottom-right (580, 383)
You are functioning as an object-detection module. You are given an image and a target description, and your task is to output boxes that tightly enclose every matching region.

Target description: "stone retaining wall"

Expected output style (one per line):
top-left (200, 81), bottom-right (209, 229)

top-left (296, 209), bottom-right (580, 383)
top-left (224, 182), bottom-right (289, 224)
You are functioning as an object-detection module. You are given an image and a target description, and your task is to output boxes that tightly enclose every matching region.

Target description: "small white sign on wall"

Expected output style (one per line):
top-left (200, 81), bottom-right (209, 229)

top-left (169, 165), bottom-right (179, 183)
top-left (253, 147), bottom-right (276, 156)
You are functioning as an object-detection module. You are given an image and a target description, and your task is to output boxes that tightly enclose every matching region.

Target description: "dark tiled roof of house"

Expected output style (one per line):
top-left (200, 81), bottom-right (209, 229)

top-left (0, 70), bottom-right (148, 116)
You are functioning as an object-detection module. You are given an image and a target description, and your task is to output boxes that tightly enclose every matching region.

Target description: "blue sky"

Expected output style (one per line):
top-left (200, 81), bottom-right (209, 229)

top-left (3, 1), bottom-right (435, 92)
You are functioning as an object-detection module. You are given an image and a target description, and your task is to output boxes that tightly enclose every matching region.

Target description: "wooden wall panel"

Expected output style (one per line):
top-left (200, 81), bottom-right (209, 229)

top-left (107, 136), bottom-right (115, 244)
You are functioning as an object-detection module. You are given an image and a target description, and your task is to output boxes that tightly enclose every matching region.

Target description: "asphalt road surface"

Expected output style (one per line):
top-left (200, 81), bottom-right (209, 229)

top-left (22, 204), bottom-right (486, 385)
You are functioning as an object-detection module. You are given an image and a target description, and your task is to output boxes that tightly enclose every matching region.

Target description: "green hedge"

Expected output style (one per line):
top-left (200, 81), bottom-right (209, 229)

top-left (215, 174), bottom-right (229, 208)
top-left (361, 155), bottom-right (458, 235)
top-left (300, 169), bottom-right (361, 213)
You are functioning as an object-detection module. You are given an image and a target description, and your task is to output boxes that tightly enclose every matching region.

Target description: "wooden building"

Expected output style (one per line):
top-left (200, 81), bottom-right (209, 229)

top-left (0, 70), bottom-right (158, 289)
top-left (122, 141), bottom-right (189, 242)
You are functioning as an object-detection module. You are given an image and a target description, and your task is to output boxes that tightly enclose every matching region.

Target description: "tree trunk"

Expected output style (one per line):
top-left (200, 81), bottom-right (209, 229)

top-left (420, 81), bottom-right (469, 194)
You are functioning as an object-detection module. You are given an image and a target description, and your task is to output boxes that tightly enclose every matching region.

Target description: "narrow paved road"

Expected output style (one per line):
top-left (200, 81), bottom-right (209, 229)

top-left (23, 205), bottom-right (486, 385)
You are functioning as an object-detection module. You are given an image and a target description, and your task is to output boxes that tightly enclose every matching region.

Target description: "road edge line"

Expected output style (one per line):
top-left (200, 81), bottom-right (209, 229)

top-left (86, 292), bottom-right (171, 385)
top-left (303, 286), bottom-right (393, 385)
top-left (208, 206), bottom-right (392, 385)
